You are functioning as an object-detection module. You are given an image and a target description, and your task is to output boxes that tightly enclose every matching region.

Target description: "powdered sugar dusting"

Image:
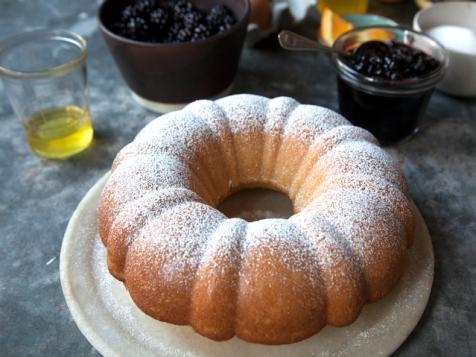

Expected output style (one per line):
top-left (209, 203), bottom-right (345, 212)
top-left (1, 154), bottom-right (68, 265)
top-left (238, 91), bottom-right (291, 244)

top-left (283, 104), bottom-right (348, 144)
top-left (290, 211), bottom-right (365, 317)
top-left (261, 97), bottom-right (299, 179)
top-left (213, 95), bottom-right (269, 183)
top-left (289, 125), bottom-right (378, 197)
top-left (318, 141), bottom-right (406, 193)
top-left (239, 218), bottom-right (323, 292)
top-left (100, 152), bottom-right (197, 240)
top-left (133, 112), bottom-right (215, 188)
top-left (265, 97), bottom-right (299, 135)
top-left (183, 100), bottom-right (240, 189)
top-left (197, 218), bottom-right (247, 272)
top-left (310, 188), bottom-right (405, 254)
top-left (307, 187), bottom-right (407, 299)
top-left (291, 212), bottom-right (358, 271)
top-left (135, 111), bottom-right (211, 145)
top-left (108, 188), bottom-right (203, 257)
top-left (294, 139), bottom-right (408, 209)
top-left (310, 125), bottom-right (378, 156)
top-left (98, 94), bottom-right (413, 341)
top-left (315, 173), bottom-right (414, 243)
top-left (125, 202), bottom-right (226, 301)
top-left (216, 94), bottom-right (269, 135)
top-left (113, 189), bottom-right (202, 233)
top-left (271, 104), bottom-right (349, 189)
top-left (105, 154), bottom-right (191, 202)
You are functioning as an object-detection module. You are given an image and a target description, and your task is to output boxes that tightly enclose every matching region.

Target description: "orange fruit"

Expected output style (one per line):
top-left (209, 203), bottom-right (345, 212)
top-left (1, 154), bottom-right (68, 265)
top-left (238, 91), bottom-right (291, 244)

top-left (319, 7), bottom-right (353, 46)
top-left (363, 28), bottom-right (394, 42)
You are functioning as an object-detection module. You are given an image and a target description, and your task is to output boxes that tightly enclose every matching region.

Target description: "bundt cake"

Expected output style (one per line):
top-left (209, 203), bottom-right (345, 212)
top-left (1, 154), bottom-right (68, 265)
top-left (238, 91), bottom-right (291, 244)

top-left (98, 94), bottom-right (415, 345)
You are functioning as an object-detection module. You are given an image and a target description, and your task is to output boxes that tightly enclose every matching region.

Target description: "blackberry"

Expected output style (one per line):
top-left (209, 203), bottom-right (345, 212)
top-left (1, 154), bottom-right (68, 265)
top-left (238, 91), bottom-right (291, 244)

top-left (206, 5), bottom-right (224, 29)
top-left (191, 24), bottom-right (211, 42)
top-left (222, 13), bottom-right (236, 27)
top-left (217, 22), bottom-right (233, 34)
top-left (120, 4), bottom-right (139, 22)
top-left (134, 0), bottom-right (156, 14)
top-left (150, 8), bottom-right (169, 25)
top-left (110, 0), bottom-right (236, 43)
top-left (176, 27), bottom-right (193, 42)
top-left (183, 10), bottom-right (203, 30)
top-left (166, 21), bottom-right (182, 42)
top-left (124, 17), bottom-right (149, 40)
top-left (116, 0), bottom-right (154, 40)
top-left (172, 0), bottom-right (193, 18)
top-left (149, 8), bottom-right (170, 33)
top-left (120, 0), bottom-right (156, 23)
top-left (206, 4), bottom-right (236, 32)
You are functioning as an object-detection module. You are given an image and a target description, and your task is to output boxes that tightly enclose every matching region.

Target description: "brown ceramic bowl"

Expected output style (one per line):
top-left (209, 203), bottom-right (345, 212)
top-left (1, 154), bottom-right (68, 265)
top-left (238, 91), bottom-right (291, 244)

top-left (98, 0), bottom-right (249, 112)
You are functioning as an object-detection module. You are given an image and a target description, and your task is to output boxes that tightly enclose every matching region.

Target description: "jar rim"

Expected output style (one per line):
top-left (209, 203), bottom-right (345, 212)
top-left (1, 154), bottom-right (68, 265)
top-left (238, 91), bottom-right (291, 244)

top-left (0, 29), bottom-right (87, 80)
top-left (332, 25), bottom-right (449, 95)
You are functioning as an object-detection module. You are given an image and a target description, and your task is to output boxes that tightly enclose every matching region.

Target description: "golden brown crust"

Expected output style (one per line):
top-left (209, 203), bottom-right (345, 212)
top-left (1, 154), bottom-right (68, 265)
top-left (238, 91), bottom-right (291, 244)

top-left (97, 95), bottom-right (415, 345)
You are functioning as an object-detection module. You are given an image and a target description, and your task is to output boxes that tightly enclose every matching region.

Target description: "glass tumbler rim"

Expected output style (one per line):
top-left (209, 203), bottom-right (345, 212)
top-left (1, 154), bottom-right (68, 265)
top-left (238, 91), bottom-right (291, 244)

top-left (0, 29), bottom-right (87, 80)
top-left (331, 25), bottom-right (449, 96)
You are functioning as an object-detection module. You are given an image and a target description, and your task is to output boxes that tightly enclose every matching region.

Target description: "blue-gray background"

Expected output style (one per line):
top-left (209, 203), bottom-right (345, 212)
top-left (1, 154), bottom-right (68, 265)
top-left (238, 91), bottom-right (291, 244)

top-left (0, 0), bottom-right (475, 355)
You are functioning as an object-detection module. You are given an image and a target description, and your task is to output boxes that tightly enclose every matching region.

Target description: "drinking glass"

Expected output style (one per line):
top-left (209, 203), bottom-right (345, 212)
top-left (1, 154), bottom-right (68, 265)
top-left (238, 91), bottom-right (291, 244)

top-left (0, 29), bottom-right (93, 159)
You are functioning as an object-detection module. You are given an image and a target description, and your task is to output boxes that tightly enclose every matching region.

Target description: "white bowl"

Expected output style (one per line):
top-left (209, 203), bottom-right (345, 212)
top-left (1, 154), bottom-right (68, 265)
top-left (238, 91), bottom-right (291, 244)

top-left (413, 2), bottom-right (476, 97)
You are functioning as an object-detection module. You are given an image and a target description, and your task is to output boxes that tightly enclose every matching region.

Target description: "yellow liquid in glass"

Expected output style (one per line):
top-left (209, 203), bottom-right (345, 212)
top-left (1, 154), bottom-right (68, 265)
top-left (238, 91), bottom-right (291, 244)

top-left (25, 105), bottom-right (93, 159)
top-left (318, 0), bottom-right (368, 15)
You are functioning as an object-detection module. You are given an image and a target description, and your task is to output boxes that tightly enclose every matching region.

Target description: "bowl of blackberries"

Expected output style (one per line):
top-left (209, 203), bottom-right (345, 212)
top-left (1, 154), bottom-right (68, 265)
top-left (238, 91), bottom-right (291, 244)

top-left (98, 0), bottom-right (249, 112)
top-left (332, 26), bottom-right (448, 145)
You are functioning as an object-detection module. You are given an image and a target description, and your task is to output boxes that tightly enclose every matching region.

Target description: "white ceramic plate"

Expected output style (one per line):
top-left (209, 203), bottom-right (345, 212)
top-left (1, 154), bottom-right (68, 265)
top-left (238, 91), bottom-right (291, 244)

top-left (60, 172), bottom-right (434, 357)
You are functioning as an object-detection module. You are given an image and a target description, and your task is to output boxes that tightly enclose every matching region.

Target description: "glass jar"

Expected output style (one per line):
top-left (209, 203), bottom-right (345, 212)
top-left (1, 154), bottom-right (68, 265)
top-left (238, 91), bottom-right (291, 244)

top-left (332, 26), bottom-right (448, 145)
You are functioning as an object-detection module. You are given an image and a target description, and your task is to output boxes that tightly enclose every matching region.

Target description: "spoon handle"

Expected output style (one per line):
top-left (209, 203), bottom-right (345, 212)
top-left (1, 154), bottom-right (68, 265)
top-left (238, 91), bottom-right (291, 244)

top-left (278, 30), bottom-right (335, 55)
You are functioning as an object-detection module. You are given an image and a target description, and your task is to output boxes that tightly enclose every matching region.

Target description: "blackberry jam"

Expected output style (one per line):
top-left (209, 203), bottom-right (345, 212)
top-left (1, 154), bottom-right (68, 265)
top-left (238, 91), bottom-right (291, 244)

top-left (337, 78), bottom-right (433, 144)
top-left (332, 27), bottom-right (448, 145)
top-left (343, 41), bottom-right (440, 81)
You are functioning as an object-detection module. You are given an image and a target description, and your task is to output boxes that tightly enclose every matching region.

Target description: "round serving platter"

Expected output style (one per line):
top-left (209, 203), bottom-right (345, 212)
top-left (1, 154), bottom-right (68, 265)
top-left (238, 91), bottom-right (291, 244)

top-left (60, 172), bottom-right (434, 357)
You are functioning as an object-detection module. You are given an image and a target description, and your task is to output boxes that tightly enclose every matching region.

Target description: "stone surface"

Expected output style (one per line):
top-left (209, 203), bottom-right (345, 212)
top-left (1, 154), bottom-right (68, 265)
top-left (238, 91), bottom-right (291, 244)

top-left (0, 1), bottom-right (474, 356)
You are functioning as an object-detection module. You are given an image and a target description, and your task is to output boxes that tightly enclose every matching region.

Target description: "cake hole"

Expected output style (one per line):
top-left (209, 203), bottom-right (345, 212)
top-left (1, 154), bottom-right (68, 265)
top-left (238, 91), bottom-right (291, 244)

top-left (217, 188), bottom-right (293, 222)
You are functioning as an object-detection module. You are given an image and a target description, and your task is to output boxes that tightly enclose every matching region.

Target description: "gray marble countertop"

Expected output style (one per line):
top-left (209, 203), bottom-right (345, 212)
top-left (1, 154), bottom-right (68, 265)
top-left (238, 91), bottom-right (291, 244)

top-left (1, 1), bottom-right (475, 356)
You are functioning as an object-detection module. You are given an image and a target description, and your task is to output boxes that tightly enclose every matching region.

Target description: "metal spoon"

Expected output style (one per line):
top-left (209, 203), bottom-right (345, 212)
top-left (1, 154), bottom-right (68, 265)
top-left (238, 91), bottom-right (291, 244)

top-left (278, 30), bottom-right (341, 56)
